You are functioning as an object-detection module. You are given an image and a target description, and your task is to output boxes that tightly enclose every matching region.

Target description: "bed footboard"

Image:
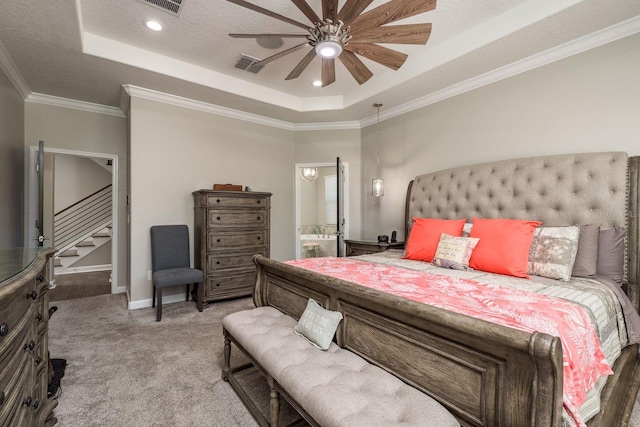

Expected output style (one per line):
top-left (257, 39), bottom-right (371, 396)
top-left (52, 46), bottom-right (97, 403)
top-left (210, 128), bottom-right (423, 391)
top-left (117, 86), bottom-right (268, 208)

top-left (253, 255), bottom-right (564, 426)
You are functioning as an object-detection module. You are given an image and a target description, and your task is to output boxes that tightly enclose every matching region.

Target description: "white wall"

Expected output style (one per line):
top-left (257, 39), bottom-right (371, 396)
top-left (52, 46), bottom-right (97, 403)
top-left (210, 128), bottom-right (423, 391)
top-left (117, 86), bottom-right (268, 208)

top-left (24, 102), bottom-right (128, 289)
top-left (54, 155), bottom-right (112, 211)
top-left (0, 65), bottom-right (24, 247)
top-left (129, 96), bottom-right (295, 304)
top-left (362, 33), bottom-right (640, 241)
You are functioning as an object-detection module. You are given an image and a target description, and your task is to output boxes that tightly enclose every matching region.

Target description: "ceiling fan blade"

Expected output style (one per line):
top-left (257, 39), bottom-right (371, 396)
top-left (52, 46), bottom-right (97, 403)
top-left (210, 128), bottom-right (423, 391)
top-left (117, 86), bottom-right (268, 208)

top-left (252, 42), bottom-right (310, 67)
top-left (226, 0), bottom-right (310, 30)
top-left (338, 50), bottom-right (373, 85)
top-left (285, 49), bottom-right (317, 80)
top-left (350, 0), bottom-right (436, 33)
top-left (345, 43), bottom-right (408, 70)
top-left (291, 0), bottom-right (320, 24)
top-left (338, 0), bottom-right (374, 27)
top-left (322, 0), bottom-right (339, 21)
top-left (349, 23), bottom-right (432, 45)
top-left (229, 33), bottom-right (308, 38)
top-left (322, 58), bottom-right (336, 87)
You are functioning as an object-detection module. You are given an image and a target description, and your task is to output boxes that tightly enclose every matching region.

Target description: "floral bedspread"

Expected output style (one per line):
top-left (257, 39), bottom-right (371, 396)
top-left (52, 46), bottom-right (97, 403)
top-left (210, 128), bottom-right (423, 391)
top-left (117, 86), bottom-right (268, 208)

top-left (286, 257), bottom-right (613, 426)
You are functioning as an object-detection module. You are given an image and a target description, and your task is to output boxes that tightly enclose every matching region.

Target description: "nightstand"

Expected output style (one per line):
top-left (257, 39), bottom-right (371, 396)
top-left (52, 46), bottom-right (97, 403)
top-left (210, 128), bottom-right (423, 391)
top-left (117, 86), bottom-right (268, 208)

top-left (344, 240), bottom-right (405, 257)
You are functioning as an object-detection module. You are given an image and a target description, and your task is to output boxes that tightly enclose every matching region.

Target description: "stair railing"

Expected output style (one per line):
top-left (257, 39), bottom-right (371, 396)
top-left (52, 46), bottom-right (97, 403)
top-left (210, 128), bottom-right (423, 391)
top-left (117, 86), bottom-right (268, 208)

top-left (54, 185), bottom-right (112, 254)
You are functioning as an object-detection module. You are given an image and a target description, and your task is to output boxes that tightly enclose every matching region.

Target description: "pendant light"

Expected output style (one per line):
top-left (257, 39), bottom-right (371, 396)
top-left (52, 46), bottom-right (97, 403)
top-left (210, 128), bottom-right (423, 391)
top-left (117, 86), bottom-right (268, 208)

top-left (300, 167), bottom-right (319, 182)
top-left (372, 103), bottom-right (384, 197)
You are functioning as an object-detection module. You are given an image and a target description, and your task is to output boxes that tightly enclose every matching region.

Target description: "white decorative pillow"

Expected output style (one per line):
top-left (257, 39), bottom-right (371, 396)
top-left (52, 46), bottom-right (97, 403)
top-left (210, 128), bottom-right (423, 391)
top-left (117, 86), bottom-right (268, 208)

top-left (432, 233), bottom-right (479, 271)
top-left (528, 226), bottom-right (580, 282)
top-left (294, 299), bottom-right (343, 350)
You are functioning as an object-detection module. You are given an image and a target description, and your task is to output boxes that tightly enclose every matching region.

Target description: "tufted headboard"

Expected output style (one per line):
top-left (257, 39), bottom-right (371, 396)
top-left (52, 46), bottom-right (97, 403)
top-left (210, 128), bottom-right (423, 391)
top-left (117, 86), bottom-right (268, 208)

top-left (404, 151), bottom-right (640, 310)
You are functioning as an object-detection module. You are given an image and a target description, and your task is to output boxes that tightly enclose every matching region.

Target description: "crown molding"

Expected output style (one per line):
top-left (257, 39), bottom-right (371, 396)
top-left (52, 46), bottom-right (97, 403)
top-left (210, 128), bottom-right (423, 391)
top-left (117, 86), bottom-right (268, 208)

top-left (292, 121), bottom-right (360, 131)
top-left (26, 93), bottom-right (125, 117)
top-left (123, 85), bottom-right (361, 131)
top-left (0, 39), bottom-right (31, 99)
top-left (123, 84), bottom-right (295, 130)
top-left (363, 15), bottom-right (640, 127)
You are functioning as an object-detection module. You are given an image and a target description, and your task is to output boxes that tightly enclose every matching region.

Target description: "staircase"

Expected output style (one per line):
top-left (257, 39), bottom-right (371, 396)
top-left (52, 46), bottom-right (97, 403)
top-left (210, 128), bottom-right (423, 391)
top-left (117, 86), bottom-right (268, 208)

top-left (54, 224), bottom-right (112, 274)
top-left (53, 184), bottom-right (112, 275)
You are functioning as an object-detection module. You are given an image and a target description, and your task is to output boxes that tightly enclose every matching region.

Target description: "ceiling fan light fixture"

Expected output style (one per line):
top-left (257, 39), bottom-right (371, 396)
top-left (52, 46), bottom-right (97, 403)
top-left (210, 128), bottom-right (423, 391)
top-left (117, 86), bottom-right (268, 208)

top-left (309, 19), bottom-right (349, 60)
top-left (315, 40), bottom-right (342, 59)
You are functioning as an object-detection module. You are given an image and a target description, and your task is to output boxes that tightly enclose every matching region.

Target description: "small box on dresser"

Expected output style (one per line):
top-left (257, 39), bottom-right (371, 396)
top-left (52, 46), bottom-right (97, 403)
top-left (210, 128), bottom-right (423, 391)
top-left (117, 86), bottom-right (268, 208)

top-left (193, 190), bottom-right (271, 303)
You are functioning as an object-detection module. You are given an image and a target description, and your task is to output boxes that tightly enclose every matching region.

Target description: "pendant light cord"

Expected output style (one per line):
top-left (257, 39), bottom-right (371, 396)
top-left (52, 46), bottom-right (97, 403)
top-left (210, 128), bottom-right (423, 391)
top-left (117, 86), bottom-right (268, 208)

top-left (375, 103), bottom-right (382, 179)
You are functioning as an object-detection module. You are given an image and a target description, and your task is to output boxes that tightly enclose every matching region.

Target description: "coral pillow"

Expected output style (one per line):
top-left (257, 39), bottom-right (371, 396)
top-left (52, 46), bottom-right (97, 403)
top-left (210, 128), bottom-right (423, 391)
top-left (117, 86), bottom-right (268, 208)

top-left (405, 218), bottom-right (467, 262)
top-left (469, 217), bottom-right (542, 278)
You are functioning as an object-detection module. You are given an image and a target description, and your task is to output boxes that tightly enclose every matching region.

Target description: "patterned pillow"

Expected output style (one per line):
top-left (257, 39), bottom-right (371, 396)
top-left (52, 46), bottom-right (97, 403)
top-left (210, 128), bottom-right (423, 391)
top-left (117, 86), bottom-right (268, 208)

top-left (528, 226), bottom-right (580, 281)
top-left (433, 233), bottom-right (480, 270)
top-left (294, 299), bottom-right (343, 350)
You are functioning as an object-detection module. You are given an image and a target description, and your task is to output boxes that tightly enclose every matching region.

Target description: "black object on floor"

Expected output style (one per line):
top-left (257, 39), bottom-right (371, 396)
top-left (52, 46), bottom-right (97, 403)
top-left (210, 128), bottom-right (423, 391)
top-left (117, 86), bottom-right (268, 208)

top-left (48, 358), bottom-right (67, 398)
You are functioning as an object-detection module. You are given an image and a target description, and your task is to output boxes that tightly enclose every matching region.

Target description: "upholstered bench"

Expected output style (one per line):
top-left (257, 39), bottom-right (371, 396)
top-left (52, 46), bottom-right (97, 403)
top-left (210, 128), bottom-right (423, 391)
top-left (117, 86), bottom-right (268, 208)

top-left (222, 306), bottom-right (459, 427)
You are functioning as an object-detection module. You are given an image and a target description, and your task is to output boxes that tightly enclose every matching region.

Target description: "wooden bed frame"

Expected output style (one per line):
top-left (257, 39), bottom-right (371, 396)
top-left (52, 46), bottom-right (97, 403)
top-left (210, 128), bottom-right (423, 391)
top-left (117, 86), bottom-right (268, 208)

top-left (252, 152), bottom-right (640, 426)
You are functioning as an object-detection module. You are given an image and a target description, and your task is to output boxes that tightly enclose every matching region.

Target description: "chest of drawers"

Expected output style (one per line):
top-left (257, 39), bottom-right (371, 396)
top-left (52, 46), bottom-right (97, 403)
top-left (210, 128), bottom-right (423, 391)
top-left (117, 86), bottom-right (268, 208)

top-left (0, 248), bottom-right (57, 426)
top-left (193, 190), bottom-right (271, 303)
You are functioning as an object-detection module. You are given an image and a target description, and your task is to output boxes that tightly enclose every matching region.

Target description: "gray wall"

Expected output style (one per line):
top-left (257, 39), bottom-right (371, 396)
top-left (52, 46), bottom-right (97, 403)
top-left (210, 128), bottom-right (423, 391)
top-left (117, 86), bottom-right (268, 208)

top-left (362, 33), bottom-right (640, 241)
top-left (0, 65), bottom-right (24, 247)
top-left (25, 102), bottom-right (128, 290)
top-left (128, 96), bottom-right (295, 304)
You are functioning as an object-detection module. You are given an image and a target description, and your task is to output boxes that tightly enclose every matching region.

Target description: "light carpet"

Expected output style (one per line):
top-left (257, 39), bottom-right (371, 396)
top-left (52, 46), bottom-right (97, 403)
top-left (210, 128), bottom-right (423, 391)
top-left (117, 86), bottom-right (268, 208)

top-left (48, 293), bottom-right (640, 426)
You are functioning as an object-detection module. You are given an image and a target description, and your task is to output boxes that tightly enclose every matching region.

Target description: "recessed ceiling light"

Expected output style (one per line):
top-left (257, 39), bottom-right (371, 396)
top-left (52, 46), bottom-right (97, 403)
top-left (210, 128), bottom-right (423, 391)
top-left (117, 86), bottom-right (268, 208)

top-left (144, 20), bottom-right (163, 31)
top-left (312, 80), bottom-right (322, 87)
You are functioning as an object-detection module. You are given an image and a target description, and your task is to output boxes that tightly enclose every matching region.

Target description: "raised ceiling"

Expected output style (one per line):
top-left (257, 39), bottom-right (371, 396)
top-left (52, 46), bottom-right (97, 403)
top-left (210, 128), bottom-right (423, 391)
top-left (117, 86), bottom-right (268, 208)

top-left (0, 0), bottom-right (639, 125)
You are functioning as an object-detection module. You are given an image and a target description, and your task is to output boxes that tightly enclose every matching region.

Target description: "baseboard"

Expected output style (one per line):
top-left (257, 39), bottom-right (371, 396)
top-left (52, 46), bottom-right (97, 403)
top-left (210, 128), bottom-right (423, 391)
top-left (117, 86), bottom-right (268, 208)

top-left (55, 264), bottom-right (112, 275)
top-left (128, 292), bottom-right (188, 310)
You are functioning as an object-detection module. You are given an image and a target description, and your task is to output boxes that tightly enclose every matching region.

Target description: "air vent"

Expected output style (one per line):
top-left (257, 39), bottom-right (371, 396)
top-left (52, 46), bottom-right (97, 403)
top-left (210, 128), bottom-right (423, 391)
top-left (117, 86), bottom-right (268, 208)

top-left (234, 54), bottom-right (265, 74)
top-left (136, 0), bottom-right (184, 15)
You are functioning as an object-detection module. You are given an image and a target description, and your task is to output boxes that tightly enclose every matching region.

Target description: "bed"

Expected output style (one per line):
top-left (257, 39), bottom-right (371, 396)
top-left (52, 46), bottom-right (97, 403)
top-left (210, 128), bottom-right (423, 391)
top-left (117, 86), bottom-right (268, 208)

top-left (251, 151), bottom-right (640, 426)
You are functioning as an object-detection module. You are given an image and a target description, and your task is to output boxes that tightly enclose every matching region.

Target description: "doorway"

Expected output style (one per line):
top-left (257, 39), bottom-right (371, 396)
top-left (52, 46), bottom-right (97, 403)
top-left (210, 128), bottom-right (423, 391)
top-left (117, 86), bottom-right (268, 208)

top-left (26, 146), bottom-right (120, 294)
top-left (295, 161), bottom-right (349, 259)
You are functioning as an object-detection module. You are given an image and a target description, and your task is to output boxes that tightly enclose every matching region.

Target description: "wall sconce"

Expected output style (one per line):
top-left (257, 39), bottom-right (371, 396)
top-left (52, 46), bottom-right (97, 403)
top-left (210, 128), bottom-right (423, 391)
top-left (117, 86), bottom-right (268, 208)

top-left (372, 103), bottom-right (384, 197)
top-left (300, 167), bottom-right (319, 182)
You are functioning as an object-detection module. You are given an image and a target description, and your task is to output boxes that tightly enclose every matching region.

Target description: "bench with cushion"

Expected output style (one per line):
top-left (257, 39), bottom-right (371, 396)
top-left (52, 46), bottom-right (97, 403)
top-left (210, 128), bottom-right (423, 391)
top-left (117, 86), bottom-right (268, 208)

top-left (222, 305), bottom-right (459, 427)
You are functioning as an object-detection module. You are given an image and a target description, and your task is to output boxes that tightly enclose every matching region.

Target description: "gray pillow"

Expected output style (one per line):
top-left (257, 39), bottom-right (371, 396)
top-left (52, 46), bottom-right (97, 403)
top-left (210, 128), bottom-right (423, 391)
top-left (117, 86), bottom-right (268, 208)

top-left (572, 223), bottom-right (600, 278)
top-left (596, 227), bottom-right (626, 286)
top-left (294, 299), bottom-right (343, 350)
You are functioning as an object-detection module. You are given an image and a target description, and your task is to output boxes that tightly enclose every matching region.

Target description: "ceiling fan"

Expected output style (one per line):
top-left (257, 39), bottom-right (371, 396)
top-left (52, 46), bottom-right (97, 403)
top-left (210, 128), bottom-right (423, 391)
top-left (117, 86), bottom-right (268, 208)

top-left (227, 0), bottom-right (436, 87)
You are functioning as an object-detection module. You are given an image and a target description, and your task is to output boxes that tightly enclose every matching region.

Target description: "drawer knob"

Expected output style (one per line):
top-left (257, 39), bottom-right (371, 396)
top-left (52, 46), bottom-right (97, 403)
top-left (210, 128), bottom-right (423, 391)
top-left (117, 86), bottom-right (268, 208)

top-left (215, 283), bottom-right (220, 287)
top-left (216, 239), bottom-right (221, 243)
top-left (216, 216), bottom-right (221, 220)
top-left (257, 216), bottom-right (261, 220)
top-left (22, 396), bottom-right (32, 407)
top-left (257, 200), bottom-right (261, 204)
top-left (257, 236), bottom-right (261, 240)
top-left (216, 261), bottom-right (220, 265)
top-left (35, 356), bottom-right (42, 365)
top-left (26, 290), bottom-right (38, 300)
top-left (216, 199), bottom-right (221, 203)
top-left (0, 323), bottom-right (8, 336)
top-left (24, 340), bottom-right (36, 351)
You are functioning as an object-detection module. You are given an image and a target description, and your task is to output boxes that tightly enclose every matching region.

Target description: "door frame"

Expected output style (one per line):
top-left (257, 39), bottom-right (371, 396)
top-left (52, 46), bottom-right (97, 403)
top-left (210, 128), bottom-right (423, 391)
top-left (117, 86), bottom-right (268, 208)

top-left (295, 162), bottom-right (349, 259)
top-left (26, 146), bottom-right (121, 294)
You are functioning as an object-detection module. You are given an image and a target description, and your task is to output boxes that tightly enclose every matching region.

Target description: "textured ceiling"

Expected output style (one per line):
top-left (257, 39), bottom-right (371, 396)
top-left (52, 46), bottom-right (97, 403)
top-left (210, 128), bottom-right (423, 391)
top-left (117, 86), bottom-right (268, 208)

top-left (0, 0), bottom-right (639, 124)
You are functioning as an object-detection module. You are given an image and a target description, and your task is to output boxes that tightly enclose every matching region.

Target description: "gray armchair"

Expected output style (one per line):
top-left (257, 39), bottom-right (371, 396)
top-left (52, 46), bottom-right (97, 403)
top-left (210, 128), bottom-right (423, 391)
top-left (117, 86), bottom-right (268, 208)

top-left (150, 225), bottom-right (204, 321)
